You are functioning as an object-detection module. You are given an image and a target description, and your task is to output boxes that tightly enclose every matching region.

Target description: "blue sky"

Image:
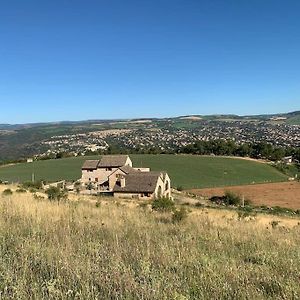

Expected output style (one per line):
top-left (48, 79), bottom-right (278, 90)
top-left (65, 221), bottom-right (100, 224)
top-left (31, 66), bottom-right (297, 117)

top-left (0, 0), bottom-right (299, 123)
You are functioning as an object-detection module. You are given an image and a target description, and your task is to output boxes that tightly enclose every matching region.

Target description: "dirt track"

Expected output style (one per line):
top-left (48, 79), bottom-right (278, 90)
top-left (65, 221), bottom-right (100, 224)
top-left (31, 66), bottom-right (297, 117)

top-left (188, 181), bottom-right (300, 210)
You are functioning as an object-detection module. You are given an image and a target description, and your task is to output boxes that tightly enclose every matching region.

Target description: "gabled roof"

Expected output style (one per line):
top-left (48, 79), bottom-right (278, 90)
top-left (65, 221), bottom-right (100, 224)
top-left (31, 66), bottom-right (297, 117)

top-left (98, 155), bottom-right (130, 168)
top-left (82, 160), bottom-right (99, 170)
top-left (119, 165), bottom-right (138, 174)
top-left (113, 172), bottom-right (162, 193)
top-left (108, 165), bottom-right (138, 178)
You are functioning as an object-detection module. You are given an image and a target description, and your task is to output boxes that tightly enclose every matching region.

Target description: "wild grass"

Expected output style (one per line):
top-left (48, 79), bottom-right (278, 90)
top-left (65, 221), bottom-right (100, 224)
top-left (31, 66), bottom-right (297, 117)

top-left (0, 192), bottom-right (300, 299)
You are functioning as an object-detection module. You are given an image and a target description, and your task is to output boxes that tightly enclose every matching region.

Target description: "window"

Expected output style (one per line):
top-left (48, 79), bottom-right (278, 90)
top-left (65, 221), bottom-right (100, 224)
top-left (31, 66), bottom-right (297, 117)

top-left (165, 181), bottom-right (169, 190)
top-left (106, 167), bottom-right (112, 171)
top-left (157, 186), bottom-right (162, 197)
top-left (95, 178), bottom-right (98, 182)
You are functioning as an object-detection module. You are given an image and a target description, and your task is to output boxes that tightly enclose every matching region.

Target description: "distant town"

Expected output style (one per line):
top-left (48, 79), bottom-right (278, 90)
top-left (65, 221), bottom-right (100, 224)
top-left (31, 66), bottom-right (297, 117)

top-left (0, 111), bottom-right (300, 162)
top-left (38, 119), bottom-right (300, 158)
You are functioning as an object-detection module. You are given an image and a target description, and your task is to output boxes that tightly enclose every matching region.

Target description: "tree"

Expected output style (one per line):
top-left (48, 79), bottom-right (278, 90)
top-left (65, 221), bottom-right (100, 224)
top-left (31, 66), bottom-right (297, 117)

top-left (46, 187), bottom-right (67, 202)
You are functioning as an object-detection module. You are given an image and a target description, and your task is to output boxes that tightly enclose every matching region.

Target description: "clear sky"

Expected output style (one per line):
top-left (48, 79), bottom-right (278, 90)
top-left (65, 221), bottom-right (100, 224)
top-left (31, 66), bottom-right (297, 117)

top-left (0, 0), bottom-right (299, 123)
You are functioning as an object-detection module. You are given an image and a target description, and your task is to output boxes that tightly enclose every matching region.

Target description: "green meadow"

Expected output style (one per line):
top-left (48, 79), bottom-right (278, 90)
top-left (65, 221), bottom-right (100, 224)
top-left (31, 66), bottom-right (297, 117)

top-left (0, 155), bottom-right (287, 189)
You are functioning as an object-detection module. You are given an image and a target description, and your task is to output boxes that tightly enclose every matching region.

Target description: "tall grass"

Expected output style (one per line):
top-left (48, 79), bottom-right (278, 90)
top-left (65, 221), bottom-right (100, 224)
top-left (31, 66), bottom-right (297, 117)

top-left (0, 193), bottom-right (299, 299)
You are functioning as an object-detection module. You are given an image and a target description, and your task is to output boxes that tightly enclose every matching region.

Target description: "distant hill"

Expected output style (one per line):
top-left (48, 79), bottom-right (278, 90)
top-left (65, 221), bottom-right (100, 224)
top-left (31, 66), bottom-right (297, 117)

top-left (2, 111), bottom-right (300, 128)
top-left (0, 111), bottom-right (299, 162)
top-left (175, 111), bottom-right (300, 124)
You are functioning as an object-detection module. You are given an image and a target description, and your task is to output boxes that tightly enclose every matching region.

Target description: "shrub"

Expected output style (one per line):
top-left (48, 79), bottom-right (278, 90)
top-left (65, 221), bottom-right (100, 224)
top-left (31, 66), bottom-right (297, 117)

top-left (237, 210), bottom-right (256, 220)
top-left (74, 181), bottom-right (81, 194)
top-left (244, 198), bottom-right (252, 206)
top-left (271, 206), bottom-right (295, 216)
top-left (86, 182), bottom-right (94, 190)
top-left (152, 197), bottom-right (175, 212)
top-left (177, 186), bottom-right (184, 191)
top-left (270, 220), bottom-right (280, 229)
top-left (46, 187), bottom-right (67, 202)
top-left (210, 192), bottom-right (242, 206)
top-left (172, 207), bottom-right (188, 223)
top-left (22, 181), bottom-right (43, 190)
top-left (16, 188), bottom-right (27, 193)
top-left (33, 193), bottom-right (45, 200)
top-left (2, 189), bottom-right (13, 196)
top-left (224, 191), bottom-right (241, 206)
top-left (210, 195), bottom-right (225, 205)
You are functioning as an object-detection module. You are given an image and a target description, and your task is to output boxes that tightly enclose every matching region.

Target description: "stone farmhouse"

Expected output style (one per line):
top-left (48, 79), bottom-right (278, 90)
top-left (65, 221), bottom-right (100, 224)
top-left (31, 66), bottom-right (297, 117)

top-left (81, 155), bottom-right (171, 199)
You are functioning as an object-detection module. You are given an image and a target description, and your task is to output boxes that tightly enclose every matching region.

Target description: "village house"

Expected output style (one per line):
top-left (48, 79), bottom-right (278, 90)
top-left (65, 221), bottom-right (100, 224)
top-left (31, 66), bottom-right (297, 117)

top-left (281, 156), bottom-right (293, 164)
top-left (81, 155), bottom-right (171, 199)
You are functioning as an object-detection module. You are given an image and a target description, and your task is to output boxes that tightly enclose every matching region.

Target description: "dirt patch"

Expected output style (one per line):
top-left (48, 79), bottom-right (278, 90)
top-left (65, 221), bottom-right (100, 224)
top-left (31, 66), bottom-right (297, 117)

top-left (180, 116), bottom-right (202, 120)
top-left (188, 181), bottom-right (300, 210)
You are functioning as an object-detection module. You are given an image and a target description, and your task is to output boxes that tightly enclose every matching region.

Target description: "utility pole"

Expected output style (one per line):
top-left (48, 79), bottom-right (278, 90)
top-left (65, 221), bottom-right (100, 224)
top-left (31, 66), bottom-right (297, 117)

top-left (32, 161), bottom-right (35, 183)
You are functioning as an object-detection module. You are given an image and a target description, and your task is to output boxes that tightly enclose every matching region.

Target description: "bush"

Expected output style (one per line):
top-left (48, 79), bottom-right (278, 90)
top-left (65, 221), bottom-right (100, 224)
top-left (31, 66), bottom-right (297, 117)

top-left (172, 207), bottom-right (188, 223)
top-left (33, 193), bottom-right (45, 200)
top-left (210, 192), bottom-right (242, 206)
top-left (224, 191), bottom-right (241, 206)
top-left (270, 220), bottom-right (280, 229)
top-left (152, 197), bottom-right (175, 212)
top-left (210, 195), bottom-right (225, 205)
top-left (22, 181), bottom-right (43, 190)
top-left (46, 187), bottom-right (67, 202)
top-left (177, 186), bottom-right (184, 191)
top-left (16, 188), bottom-right (27, 193)
top-left (2, 189), bottom-right (13, 196)
top-left (244, 198), bottom-right (252, 206)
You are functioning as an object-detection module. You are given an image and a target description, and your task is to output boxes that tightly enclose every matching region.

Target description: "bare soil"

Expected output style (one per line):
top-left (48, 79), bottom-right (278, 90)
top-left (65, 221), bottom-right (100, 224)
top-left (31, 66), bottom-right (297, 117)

top-left (188, 181), bottom-right (300, 210)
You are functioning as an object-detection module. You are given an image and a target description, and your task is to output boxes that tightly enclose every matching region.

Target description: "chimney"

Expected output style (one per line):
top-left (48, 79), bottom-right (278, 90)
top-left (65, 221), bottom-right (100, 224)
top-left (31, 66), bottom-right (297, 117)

top-left (120, 176), bottom-right (126, 187)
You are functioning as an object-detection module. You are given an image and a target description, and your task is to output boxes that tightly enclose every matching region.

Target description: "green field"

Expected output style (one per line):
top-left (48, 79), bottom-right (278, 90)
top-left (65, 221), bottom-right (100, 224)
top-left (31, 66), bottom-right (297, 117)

top-left (0, 155), bottom-right (288, 189)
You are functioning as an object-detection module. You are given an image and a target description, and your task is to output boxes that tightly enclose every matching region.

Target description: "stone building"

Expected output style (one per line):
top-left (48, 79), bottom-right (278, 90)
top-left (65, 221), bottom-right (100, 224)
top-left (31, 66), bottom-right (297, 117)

top-left (81, 155), bottom-right (171, 199)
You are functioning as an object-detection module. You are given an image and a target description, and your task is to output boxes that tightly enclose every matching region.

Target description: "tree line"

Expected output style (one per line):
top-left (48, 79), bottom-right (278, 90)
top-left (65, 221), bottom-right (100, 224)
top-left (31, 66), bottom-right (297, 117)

top-left (1, 139), bottom-right (299, 165)
top-left (179, 140), bottom-right (300, 162)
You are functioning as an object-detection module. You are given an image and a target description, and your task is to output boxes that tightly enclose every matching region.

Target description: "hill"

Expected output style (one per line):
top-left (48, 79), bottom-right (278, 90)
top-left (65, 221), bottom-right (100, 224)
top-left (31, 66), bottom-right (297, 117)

top-left (0, 155), bottom-right (288, 188)
top-left (0, 188), bottom-right (299, 298)
top-left (0, 111), bottom-right (299, 161)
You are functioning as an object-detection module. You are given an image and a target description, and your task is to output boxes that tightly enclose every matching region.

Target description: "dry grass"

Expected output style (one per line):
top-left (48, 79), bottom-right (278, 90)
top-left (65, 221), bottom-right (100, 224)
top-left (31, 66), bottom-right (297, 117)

top-left (0, 187), bottom-right (300, 299)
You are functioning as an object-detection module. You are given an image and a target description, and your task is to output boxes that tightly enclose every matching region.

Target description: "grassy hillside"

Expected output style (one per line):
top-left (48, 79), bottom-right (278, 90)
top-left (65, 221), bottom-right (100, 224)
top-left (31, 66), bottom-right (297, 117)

top-left (0, 155), bottom-right (288, 188)
top-left (286, 114), bottom-right (300, 125)
top-left (0, 190), bottom-right (299, 299)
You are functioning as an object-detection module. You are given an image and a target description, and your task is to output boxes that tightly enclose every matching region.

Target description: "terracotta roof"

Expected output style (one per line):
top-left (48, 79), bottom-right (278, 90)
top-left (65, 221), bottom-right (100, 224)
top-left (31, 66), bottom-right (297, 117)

top-left (113, 172), bottom-right (162, 193)
top-left (98, 155), bottom-right (129, 168)
top-left (82, 160), bottom-right (99, 170)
